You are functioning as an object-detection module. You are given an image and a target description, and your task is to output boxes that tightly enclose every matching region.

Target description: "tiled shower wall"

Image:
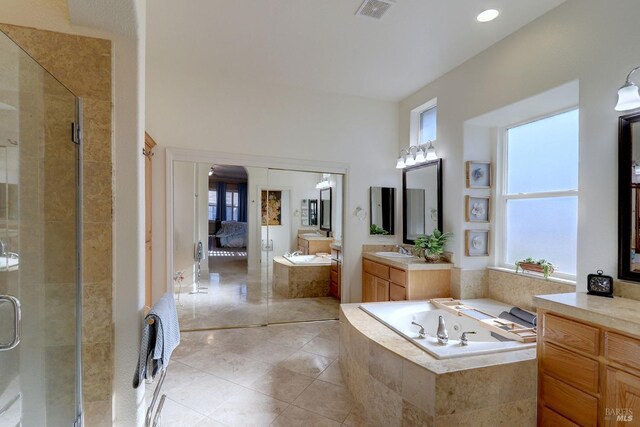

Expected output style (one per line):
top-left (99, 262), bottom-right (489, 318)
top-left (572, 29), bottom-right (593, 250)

top-left (0, 24), bottom-right (113, 425)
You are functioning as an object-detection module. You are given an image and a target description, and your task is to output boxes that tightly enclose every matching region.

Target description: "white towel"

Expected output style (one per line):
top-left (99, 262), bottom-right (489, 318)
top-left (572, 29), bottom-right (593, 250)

top-left (133, 293), bottom-right (180, 388)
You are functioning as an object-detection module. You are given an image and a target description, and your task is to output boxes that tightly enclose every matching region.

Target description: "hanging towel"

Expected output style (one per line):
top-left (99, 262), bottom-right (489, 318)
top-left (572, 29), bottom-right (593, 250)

top-left (133, 293), bottom-right (180, 388)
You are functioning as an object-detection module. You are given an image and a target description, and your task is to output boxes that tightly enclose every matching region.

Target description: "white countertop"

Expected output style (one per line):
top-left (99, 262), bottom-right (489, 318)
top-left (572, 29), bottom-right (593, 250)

top-left (533, 292), bottom-right (640, 337)
top-left (362, 251), bottom-right (452, 271)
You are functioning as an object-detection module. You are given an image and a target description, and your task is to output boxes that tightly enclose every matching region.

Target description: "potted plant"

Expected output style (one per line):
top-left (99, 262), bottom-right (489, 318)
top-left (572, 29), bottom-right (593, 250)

top-left (515, 257), bottom-right (555, 279)
top-left (414, 229), bottom-right (452, 262)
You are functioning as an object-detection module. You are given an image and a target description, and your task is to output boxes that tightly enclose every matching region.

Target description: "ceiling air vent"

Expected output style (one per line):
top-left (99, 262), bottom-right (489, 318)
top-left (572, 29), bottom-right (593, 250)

top-left (355, 0), bottom-right (394, 20)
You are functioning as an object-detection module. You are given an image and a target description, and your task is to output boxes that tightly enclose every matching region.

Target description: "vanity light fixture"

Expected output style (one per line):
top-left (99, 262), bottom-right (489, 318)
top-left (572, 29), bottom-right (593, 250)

top-left (395, 140), bottom-right (438, 169)
top-left (615, 66), bottom-right (640, 111)
top-left (208, 167), bottom-right (214, 176)
top-left (477, 9), bottom-right (499, 23)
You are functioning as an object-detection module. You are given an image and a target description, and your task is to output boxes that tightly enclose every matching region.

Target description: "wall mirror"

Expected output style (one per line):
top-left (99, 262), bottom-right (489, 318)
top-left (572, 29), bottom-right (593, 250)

top-left (370, 187), bottom-right (395, 235)
top-left (320, 187), bottom-right (332, 231)
top-left (618, 113), bottom-right (640, 282)
top-left (403, 159), bottom-right (442, 244)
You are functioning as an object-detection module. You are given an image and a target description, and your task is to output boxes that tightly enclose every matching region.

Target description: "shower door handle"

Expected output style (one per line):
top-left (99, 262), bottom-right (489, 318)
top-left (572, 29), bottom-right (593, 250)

top-left (0, 295), bottom-right (21, 351)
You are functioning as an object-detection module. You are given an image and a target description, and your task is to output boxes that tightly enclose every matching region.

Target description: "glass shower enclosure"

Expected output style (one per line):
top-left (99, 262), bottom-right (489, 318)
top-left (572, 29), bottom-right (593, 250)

top-left (0, 31), bottom-right (83, 426)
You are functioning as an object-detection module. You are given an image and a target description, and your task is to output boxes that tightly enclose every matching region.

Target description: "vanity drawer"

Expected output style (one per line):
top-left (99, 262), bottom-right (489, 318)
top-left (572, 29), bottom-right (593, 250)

top-left (542, 342), bottom-right (599, 394)
top-left (542, 374), bottom-right (598, 427)
top-left (540, 405), bottom-right (580, 427)
top-left (389, 267), bottom-right (406, 286)
top-left (363, 259), bottom-right (389, 279)
top-left (389, 282), bottom-right (406, 301)
top-left (542, 313), bottom-right (600, 356)
top-left (605, 331), bottom-right (640, 373)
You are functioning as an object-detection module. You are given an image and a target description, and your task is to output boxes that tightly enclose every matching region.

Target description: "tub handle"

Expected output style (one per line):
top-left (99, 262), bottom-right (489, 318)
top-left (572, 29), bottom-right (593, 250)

top-left (460, 331), bottom-right (476, 346)
top-left (411, 321), bottom-right (426, 339)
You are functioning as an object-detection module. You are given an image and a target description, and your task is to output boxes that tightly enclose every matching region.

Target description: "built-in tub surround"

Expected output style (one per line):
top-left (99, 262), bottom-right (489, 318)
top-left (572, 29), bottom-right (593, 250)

top-left (340, 303), bottom-right (536, 426)
top-left (360, 299), bottom-right (536, 359)
top-left (273, 255), bottom-right (331, 298)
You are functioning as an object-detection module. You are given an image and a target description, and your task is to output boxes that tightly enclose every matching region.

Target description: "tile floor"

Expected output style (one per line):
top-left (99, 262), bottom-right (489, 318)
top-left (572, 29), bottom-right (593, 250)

top-left (175, 250), bottom-right (339, 330)
top-left (148, 320), bottom-right (364, 427)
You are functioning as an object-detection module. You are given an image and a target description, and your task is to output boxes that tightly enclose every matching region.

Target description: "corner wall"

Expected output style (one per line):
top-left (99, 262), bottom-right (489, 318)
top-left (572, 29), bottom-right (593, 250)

top-left (399, 0), bottom-right (640, 294)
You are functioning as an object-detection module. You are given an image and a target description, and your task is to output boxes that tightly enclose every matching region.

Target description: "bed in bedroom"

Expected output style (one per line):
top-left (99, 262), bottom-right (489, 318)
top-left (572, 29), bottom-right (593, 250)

top-left (214, 220), bottom-right (247, 248)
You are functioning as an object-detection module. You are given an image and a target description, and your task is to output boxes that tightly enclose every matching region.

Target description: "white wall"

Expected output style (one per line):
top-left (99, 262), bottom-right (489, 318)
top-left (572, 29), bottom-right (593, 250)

top-left (148, 78), bottom-right (400, 303)
top-left (399, 0), bottom-right (640, 291)
top-left (173, 161), bottom-right (196, 282)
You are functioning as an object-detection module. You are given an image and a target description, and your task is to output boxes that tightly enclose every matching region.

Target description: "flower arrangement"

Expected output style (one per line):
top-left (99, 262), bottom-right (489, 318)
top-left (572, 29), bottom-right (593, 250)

top-left (413, 229), bottom-right (452, 262)
top-left (515, 258), bottom-right (555, 279)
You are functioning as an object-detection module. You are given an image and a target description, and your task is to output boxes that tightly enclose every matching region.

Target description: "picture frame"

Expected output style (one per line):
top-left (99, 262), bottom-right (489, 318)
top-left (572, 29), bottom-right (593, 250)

top-left (466, 161), bottom-right (491, 188)
top-left (261, 190), bottom-right (282, 225)
top-left (465, 196), bottom-right (490, 223)
top-left (465, 229), bottom-right (489, 256)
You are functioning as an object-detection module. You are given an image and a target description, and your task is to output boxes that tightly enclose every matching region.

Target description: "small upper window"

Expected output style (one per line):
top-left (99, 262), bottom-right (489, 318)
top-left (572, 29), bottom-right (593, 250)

top-left (419, 106), bottom-right (437, 145)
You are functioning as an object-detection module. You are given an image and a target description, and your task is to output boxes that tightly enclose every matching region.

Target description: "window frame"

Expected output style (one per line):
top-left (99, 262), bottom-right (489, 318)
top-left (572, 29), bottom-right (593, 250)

top-left (409, 97), bottom-right (437, 148)
top-left (495, 107), bottom-right (579, 280)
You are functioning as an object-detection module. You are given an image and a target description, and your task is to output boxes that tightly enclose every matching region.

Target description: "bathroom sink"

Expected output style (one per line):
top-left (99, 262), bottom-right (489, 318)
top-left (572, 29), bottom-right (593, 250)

top-left (302, 233), bottom-right (322, 237)
top-left (374, 251), bottom-right (414, 258)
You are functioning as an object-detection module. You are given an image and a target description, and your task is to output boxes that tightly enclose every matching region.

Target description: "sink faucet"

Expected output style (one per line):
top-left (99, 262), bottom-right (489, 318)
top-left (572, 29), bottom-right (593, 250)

top-left (436, 315), bottom-right (448, 344)
top-left (0, 239), bottom-right (7, 257)
top-left (395, 245), bottom-right (411, 255)
top-left (460, 331), bottom-right (476, 346)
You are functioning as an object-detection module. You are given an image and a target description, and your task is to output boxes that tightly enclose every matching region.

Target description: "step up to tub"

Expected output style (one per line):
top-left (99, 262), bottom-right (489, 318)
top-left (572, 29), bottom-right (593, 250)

top-left (430, 298), bottom-right (537, 343)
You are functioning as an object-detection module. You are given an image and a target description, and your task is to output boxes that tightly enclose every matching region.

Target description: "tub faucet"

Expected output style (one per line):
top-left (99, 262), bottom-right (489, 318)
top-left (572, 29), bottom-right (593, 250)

top-left (460, 331), bottom-right (476, 346)
top-left (436, 315), bottom-right (448, 344)
top-left (411, 321), bottom-right (426, 339)
top-left (291, 250), bottom-right (302, 256)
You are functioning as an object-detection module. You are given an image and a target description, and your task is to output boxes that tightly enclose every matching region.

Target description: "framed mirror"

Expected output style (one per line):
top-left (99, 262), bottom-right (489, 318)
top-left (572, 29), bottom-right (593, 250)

top-left (320, 187), bottom-right (332, 231)
top-left (370, 187), bottom-right (395, 235)
top-left (618, 112), bottom-right (640, 281)
top-left (403, 159), bottom-right (442, 244)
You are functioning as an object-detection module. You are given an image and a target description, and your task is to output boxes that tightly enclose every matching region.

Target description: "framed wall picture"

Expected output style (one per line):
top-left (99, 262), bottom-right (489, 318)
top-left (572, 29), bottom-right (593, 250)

top-left (466, 161), bottom-right (491, 188)
top-left (465, 196), bottom-right (490, 223)
top-left (465, 229), bottom-right (489, 256)
top-left (261, 190), bottom-right (282, 225)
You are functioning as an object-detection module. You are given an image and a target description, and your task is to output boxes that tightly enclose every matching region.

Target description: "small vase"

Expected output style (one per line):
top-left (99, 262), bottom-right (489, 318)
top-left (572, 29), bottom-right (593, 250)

top-left (424, 253), bottom-right (441, 263)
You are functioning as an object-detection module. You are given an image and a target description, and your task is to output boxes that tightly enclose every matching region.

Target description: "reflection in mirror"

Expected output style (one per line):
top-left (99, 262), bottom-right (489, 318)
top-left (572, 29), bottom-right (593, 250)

top-left (620, 113), bottom-right (640, 281)
top-left (320, 187), bottom-right (332, 231)
top-left (403, 159), bottom-right (442, 244)
top-left (370, 187), bottom-right (395, 235)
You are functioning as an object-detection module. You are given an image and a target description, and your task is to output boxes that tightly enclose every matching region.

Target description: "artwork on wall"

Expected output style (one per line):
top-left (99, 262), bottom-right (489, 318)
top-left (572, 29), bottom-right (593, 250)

top-left (465, 196), bottom-right (490, 223)
top-left (466, 161), bottom-right (491, 188)
top-left (465, 229), bottom-right (489, 256)
top-left (301, 199), bottom-right (309, 226)
top-left (261, 190), bottom-right (282, 225)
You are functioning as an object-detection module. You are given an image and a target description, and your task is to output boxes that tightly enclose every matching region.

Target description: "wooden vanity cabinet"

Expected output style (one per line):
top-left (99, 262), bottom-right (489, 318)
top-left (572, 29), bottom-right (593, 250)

top-left (537, 310), bottom-right (640, 426)
top-left (330, 247), bottom-right (341, 299)
top-left (362, 257), bottom-right (450, 303)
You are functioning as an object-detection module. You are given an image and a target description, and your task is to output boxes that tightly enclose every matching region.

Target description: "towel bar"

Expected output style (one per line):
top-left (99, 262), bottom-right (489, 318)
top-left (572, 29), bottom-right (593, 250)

top-left (145, 367), bottom-right (168, 427)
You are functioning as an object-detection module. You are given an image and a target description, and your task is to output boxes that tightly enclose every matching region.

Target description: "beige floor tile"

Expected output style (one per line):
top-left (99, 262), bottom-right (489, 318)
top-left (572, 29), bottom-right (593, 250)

top-left (193, 417), bottom-right (227, 427)
top-left (270, 405), bottom-right (341, 427)
top-left (243, 340), bottom-right (300, 364)
top-left (282, 350), bottom-right (333, 378)
top-left (187, 351), bottom-right (274, 387)
top-left (341, 404), bottom-right (367, 427)
top-left (146, 361), bottom-right (207, 396)
top-left (170, 371), bottom-right (244, 416)
top-left (157, 397), bottom-right (205, 426)
top-left (210, 388), bottom-right (288, 426)
top-left (247, 367), bottom-right (314, 403)
top-left (292, 380), bottom-right (353, 423)
top-left (301, 336), bottom-right (340, 359)
top-left (267, 329), bottom-right (317, 348)
top-left (316, 360), bottom-right (344, 387)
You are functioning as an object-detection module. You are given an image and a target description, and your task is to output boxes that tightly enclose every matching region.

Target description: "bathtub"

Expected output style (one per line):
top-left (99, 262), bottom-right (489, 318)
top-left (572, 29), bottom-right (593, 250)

top-left (283, 254), bottom-right (331, 265)
top-left (360, 298), bottom-right (536, 359)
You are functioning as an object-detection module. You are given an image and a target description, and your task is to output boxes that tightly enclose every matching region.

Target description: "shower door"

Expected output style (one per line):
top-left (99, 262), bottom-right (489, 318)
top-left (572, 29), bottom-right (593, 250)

top-left (0, 31), bottom-right (81, 426)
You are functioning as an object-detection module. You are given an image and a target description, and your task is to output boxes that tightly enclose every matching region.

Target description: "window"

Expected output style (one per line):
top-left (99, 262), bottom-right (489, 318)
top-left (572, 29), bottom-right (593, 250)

top-left (419, 106), bottom-right (437, 145)
top-left (502, 109), bottom-right (579, 276)
top-left (208, 190), bottom-right (217, 220)
top-left (226, 190), bottom-right (239, 221)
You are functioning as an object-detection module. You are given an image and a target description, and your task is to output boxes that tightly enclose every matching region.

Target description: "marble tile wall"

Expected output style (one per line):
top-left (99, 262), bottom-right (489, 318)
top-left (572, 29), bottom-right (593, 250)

top-left (0, 23), bottom-right (113, 425)
top-left (486, 269), bottom-right (574, 312)
top-left (450, 268), bottom-right (487, 299)
top-left (614, 280), bottom-right (640, 300)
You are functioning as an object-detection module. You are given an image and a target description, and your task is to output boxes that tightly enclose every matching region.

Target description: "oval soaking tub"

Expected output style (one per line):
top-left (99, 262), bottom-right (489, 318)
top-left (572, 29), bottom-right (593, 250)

top-left (283, 254), bottom-right (331, 265)
top-left (360, 298), bottom-right (536, 359)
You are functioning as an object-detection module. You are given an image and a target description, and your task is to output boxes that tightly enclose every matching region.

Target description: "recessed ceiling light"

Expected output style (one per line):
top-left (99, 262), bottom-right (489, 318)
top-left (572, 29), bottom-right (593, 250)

top-left (477, 9), bottom-right (499, 23)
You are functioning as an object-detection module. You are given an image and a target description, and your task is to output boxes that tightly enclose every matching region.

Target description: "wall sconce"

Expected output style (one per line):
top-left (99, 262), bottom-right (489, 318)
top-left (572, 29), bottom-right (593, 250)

top-left (316, 173), bottom-right (331, 189)
top-left (615, 66), bottom-right (640, 111)
top-left (208, 167), bottom-right (214, 176)
top-left (396, 140), bottom-right (438, 169)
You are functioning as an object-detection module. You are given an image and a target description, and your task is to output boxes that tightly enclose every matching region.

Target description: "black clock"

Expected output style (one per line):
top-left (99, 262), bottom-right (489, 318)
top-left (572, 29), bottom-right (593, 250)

top-left (587, 270), bottom-right (613, 298)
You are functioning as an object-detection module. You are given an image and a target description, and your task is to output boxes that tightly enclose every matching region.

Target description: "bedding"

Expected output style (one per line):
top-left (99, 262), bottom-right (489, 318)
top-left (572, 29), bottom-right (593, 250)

top-left (215, 221), bottom-right (247, 248)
